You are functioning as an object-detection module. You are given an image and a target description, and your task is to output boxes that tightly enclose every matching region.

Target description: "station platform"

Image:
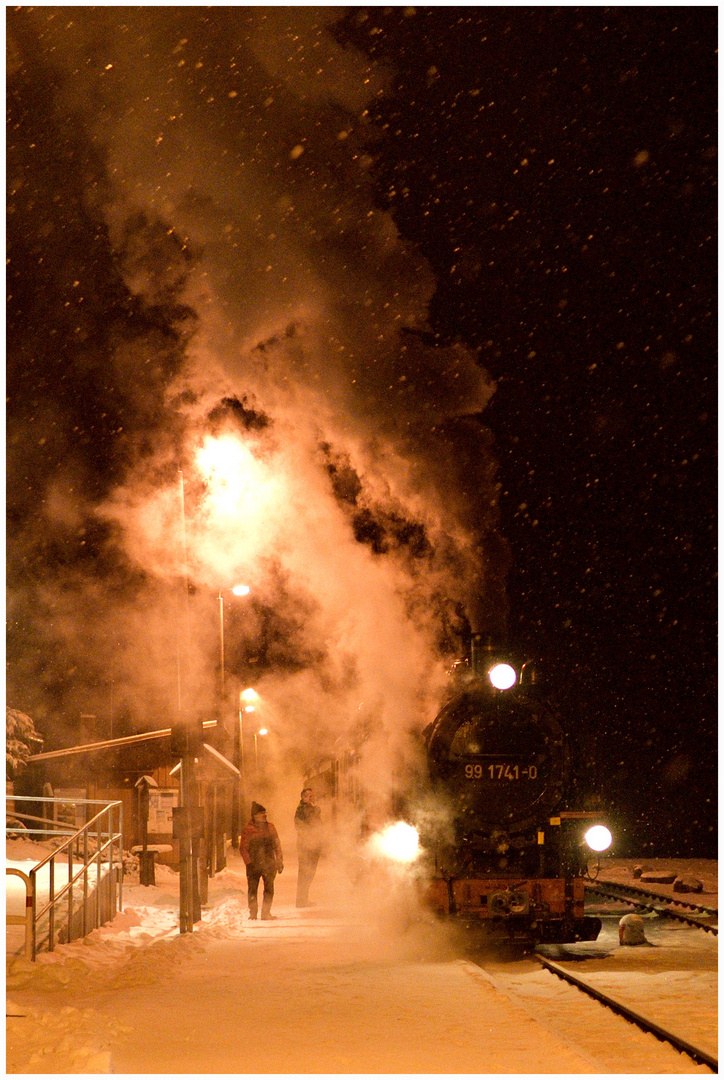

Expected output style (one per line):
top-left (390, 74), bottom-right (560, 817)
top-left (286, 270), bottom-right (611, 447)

top-left (6, 847), bottom-right (716, 1074)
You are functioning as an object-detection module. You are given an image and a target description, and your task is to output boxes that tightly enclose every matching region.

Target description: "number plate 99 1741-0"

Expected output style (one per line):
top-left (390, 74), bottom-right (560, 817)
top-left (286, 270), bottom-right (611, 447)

top-left (463, 763), bottom-right (538, 780)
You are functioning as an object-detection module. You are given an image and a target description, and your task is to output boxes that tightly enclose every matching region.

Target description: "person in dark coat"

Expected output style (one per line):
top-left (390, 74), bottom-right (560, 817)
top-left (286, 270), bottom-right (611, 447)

top-left (239, 802), bottom-right (284, 920)
top-left (294, 788), bottom-right (323, 908)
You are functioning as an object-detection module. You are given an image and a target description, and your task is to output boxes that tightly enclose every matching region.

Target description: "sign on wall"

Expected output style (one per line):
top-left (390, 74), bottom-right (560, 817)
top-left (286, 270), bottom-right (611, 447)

top-left (148, 789), bottom-right (178, 834)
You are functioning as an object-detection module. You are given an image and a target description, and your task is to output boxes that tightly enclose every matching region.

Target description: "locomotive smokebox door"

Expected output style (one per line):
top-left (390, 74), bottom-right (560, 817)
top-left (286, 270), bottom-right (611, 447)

top-left (425, 682), bottom-right (569, 833)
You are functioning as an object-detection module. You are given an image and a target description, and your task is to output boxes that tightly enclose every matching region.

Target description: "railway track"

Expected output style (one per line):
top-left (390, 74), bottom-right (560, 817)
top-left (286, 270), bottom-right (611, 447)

top-left (467, 948), bottom-right (717, 1073)
top-left (533, 951), bottom-right (718, 1072)
top-left (586, 878), bottom-right (718, 935)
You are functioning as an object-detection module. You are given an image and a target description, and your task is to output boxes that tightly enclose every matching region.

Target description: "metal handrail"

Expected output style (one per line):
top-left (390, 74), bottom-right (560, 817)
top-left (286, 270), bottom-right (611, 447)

top-left (32, 802), bottom-right (123, 958)
top-left (7, 798), bottom-right (123, 959)
top-left (6, 809), bottom-right (78, 837)
top-left (5, 868), bottom-right (34, 960)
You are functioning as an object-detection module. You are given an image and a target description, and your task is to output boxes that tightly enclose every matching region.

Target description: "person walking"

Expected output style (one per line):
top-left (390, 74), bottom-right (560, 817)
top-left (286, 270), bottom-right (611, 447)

top-left (240, 801), bottom-right (284, 920)
top-left (294, 787), bottom-right (323, 908)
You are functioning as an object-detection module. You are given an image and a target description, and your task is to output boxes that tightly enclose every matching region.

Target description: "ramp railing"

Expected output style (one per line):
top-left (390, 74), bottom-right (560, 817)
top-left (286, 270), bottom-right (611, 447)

top-left (6, 796), bottom-right (123, 959)
top-left (5, 868), bottom-right (34, 960)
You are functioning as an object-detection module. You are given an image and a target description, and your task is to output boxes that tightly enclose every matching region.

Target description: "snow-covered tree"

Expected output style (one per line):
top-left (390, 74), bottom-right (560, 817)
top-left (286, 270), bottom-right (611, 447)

top-left (6, 706), bottom-right (43, 778)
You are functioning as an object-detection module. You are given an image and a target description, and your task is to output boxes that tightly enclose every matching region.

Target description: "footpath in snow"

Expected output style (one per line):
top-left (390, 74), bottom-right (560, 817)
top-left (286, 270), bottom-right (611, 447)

top-left (6, 843), bottom-right (717, 1074)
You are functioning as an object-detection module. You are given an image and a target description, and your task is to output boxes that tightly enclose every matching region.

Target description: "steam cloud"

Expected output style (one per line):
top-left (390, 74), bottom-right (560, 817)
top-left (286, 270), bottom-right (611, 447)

top-left (7, 8), bottom-right (508, 814)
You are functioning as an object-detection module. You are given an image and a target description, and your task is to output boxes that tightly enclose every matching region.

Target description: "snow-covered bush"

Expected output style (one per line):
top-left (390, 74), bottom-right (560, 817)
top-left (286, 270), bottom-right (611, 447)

top-left (6, 706), bottom-right (43, 779)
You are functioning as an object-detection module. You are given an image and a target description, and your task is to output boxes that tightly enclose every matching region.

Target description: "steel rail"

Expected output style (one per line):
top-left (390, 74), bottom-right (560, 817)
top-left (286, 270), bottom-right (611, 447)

top-left (533, 952), bottom-right (717, 1072)
top-left (589, 877), bottom-right (718, 917)
top-left (586, 883), bottom-right (718, 935)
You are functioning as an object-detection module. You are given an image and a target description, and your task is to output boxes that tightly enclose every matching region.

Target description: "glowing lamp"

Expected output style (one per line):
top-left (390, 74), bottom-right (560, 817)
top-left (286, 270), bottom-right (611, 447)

top-left (232, 584), bottom-right (250, 596)
top-left (371, 822), bottom-right (420, 863)
top-left (241, 688), bottom-right (258, 702)
top-left (257, 727), bottom-right (268, 736)
top-left (584, 825), bottom-right (612, 852)
top-left (489, 663), bottom-right (517, 690)
top-left (244, 705), bottom-right (255, 714)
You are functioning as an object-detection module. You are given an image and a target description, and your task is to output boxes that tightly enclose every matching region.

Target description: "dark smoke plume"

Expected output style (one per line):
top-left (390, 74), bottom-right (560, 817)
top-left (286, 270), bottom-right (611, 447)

top-left (7, 9), bottom-right (509, 790)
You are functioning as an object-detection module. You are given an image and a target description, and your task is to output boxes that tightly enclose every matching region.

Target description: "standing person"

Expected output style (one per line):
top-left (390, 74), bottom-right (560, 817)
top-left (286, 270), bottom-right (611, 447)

top-left (240, 801), bottom-right (284, 920)
top-left (294, 787), bottom-right (323, 908)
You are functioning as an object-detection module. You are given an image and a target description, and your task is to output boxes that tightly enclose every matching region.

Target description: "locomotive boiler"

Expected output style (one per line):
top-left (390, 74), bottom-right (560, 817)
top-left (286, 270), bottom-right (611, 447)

top-left (416, 638), bottom-right (611, 943)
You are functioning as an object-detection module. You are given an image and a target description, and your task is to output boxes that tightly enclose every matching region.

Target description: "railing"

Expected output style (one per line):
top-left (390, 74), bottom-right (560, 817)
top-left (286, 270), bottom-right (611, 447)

top-left (5, 868), bottom-right (33, 960)
top-left (6, 797), bottom-right (123, 960)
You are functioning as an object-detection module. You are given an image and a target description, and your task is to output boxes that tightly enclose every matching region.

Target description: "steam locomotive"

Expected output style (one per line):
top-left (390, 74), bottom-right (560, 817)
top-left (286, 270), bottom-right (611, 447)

top-left (305, 638), bottom-right (611, 945)
top-left (415, 638), bottom-right (610, 943)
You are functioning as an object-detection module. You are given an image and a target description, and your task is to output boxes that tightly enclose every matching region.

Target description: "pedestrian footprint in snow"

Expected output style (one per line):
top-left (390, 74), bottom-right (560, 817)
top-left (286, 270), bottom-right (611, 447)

top-left (240, 801), bottom-right (284, 920)
top-left (294, 787), bottom-right (323, 908)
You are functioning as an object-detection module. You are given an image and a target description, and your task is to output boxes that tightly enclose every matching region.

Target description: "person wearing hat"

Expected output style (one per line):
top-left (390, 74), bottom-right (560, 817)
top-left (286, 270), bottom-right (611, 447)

top-left (294, 788), bottom-right (323, 908)
top-left (239, 802), bottom-right (284, 920)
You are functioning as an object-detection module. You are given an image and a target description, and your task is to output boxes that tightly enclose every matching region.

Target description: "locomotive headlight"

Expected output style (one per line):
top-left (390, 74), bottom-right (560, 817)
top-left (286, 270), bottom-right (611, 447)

top-left (370, 822), bottom-right (420, 863)
top-left (488, 663), bottom-right (517, 690)
top-left (584, 825), bottom-right (612, 852)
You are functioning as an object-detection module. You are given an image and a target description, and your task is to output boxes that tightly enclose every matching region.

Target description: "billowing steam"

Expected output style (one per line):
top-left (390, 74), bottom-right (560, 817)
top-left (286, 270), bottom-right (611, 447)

top-left (7, 8), bottom-right (508, 813)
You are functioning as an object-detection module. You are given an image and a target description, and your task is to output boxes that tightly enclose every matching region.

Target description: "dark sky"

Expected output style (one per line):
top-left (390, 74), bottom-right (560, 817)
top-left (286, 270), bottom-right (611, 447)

top-left (7, 7), bottom-right (717, 857)
top-left (335, 6), bottom-right (718, 856)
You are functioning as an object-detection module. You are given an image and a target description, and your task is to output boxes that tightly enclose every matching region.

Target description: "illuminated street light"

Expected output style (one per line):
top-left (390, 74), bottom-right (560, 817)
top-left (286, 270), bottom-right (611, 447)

top-left (232, 584), bottom-right (250, 596)
top-left (195, 434), bottom-right (277, 523)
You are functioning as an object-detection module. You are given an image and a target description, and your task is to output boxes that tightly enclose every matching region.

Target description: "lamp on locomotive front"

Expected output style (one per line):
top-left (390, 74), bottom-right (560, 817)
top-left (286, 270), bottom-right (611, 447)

top-left (584, 825), bottom-right (613, 852)
top-left (488, 662), bottom-right (517, 690)
top-left (370, 822), bottom-right (420, 864)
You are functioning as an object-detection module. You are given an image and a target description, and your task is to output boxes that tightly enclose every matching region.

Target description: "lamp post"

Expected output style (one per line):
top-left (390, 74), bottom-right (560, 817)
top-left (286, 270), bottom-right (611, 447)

top-left (218, 584), bottom-right (251, 699)
top-left (218, 594), bottom-right (225, 699)
top-left (174, 468), bottom-right (199, 934)
top-left (217, 585), bottom-right (250, 847)
top-left (254, 727), bottom-right (268, 782)
top-left (239, 689), bottom-right (260, 818)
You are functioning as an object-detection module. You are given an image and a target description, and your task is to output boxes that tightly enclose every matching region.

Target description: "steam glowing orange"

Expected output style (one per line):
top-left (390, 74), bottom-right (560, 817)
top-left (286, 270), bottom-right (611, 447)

top-left (196, 435), bottom-right (275, 522)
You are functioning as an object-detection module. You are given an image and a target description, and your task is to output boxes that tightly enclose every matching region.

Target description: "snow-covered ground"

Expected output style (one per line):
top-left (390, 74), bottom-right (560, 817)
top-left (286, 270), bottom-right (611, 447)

top-left (6, 835), bottom-right (118, 961)
top-left (6, 840), bottom-right (718, 1074)
top-left (487, 857), bottom-right (718, 1074)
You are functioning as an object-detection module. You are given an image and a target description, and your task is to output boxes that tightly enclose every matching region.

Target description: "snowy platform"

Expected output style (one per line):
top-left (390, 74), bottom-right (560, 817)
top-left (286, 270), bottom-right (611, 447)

top-left (6, 845), bottom-right (717, 1074)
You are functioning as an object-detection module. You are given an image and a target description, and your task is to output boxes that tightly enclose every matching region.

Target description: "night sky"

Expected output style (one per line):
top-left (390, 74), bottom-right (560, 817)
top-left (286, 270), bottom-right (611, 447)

top-left (7, 7), bottom-right (717, 857)
top-left (341, 6), bottom-right (718, 857)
